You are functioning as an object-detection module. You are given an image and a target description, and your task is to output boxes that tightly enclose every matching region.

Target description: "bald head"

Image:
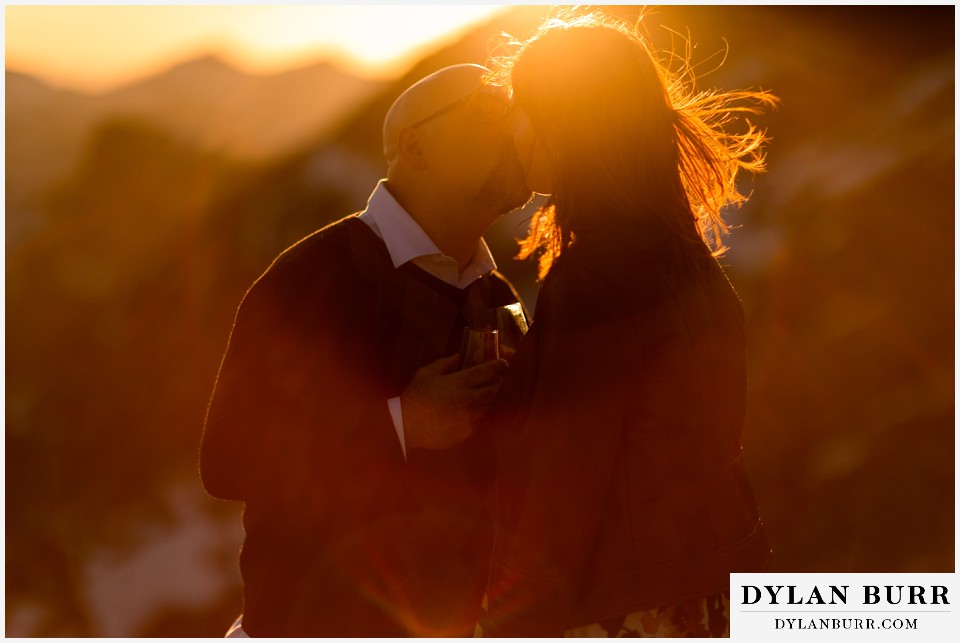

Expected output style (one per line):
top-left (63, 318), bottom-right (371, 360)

top-left (382, 64), bottom-right (493, 166)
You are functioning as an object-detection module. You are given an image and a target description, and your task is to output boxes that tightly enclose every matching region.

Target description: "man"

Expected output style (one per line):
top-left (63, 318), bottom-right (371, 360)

top-left (200, 64), bottom-right (532, 637)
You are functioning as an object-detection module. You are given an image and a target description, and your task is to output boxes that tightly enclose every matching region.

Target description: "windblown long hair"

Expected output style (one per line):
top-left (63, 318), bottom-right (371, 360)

top-left (498, 10), bottom-right (776, 280)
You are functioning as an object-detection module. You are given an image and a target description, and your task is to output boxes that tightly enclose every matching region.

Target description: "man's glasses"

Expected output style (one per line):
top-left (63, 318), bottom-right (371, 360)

top-left (409, 89), bottom-right (513, 130)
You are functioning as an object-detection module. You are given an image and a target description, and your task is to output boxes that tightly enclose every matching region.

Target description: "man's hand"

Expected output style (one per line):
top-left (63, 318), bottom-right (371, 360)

top-left (401, 354), bottom-right (508, 451)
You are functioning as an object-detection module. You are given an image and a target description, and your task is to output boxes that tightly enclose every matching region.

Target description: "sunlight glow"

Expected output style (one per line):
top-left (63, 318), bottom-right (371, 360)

top-left (5, 5), bottom-right (510, 92)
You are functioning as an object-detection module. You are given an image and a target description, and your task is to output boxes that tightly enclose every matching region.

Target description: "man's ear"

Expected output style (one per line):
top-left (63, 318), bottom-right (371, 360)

top-left (397, 127), bottom-right (429, 171)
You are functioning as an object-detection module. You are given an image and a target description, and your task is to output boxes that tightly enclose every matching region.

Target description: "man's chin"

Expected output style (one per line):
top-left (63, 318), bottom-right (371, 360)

top-left (496, 172), bottom-right (536, 214)
top-left (503, 188), bottom-right (536, 215)
top-left (473, 175), bottom-right (532, 214)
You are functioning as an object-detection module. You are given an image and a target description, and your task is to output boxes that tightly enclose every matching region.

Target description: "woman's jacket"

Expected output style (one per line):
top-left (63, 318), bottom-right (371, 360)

top-left (481, 235), bottom-right (772, 636)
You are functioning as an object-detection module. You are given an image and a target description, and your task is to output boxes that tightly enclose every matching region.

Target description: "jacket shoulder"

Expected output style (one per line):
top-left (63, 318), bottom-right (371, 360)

top-left (267, 215), bottom-right (360, 271)
top-left (243, 215), bottom-right (363, 304)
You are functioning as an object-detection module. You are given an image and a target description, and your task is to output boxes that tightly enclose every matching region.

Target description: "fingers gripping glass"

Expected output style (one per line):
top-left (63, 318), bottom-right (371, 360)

top-left (409, 89), bottom-right (513, 129)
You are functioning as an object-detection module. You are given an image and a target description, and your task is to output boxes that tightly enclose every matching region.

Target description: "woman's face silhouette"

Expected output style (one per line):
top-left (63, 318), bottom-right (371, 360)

top-left (513, 107), bottom-right (555, 196)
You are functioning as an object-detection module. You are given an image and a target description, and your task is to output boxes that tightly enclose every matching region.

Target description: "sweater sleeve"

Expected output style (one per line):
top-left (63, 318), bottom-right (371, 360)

top-left (199, 253), bottom-right (404, 513)
top-left (482, 265), bottom-right (635, 636)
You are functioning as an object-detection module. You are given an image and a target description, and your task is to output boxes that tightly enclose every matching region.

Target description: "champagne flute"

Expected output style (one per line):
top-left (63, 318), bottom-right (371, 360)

top-left (491, 303), bottom-right (529, 361)
top-left (459, 328), bottom-right (499, 370)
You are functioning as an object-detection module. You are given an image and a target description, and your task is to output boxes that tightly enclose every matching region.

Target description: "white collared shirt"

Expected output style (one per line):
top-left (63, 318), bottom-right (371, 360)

top-left (358, 180), bottom-right (497, 458)
top-left (358, 180), bottom-right (496, 287)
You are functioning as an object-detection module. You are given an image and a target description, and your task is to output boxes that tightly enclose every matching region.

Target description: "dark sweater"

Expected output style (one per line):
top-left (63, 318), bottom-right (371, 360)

top-left (200, 216), bottom-right (522, 636)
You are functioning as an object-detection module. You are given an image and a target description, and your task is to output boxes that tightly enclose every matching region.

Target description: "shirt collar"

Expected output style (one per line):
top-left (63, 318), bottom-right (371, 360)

top-left (358, 179), bottom-right (497, 279)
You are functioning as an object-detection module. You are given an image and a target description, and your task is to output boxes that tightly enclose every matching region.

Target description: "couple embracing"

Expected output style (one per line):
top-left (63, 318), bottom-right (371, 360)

top-left (200, 11), bottom-right (775, 638)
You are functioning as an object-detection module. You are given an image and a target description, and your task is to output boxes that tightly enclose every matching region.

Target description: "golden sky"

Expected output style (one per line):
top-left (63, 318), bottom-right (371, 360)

top-left (5, 4), bottom-right (511, 93)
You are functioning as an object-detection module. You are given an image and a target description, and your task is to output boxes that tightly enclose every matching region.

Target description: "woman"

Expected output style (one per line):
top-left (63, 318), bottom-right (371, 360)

top-left (479, 11), bottom-right (777, 637)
